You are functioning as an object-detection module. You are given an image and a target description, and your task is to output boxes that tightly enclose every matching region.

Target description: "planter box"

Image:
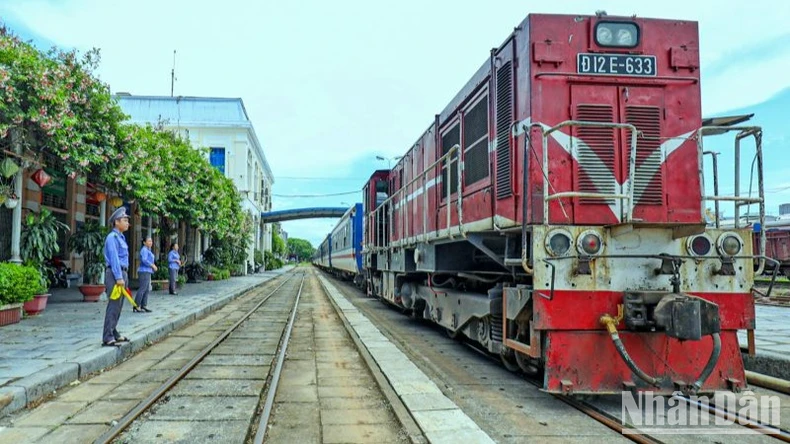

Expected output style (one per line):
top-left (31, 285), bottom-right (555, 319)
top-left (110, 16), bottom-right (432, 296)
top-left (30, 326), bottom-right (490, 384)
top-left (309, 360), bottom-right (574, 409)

top-left (23, 294), bottom-right (50, 316)
top-left (0, 303), bottom-right (23, 326)
top-left (151, 280), bottom-right (168, 291)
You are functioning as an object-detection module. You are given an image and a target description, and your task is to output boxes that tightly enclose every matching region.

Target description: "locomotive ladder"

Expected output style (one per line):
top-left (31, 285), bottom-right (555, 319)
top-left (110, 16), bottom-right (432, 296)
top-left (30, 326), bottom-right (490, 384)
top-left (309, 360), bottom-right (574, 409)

top-left (699, 125), bottom-right (767, 273)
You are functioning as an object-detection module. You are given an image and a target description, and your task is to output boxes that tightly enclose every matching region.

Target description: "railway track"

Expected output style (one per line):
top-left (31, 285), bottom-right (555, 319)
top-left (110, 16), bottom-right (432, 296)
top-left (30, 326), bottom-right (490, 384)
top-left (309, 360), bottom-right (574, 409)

top-left (323, 272), bottom-right (790, 444)
top-left (93, 272), bottom-right (305, 444)
top-left (754, 279), bottom-right (790, 306)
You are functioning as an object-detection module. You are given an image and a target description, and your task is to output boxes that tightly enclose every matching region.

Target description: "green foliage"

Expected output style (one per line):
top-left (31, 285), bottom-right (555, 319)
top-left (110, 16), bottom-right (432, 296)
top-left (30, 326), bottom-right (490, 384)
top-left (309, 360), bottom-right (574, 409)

top-left (207, 266), bottom-right (231, 280)
top-left (67, 222), bottom-right (108, 285)
top-left (0, 262), bottom-right (41, 305)
top-left (0, 30), bottom-right (128, 179)
top-left (203, 213), bottom-right (252, 271)
top-left (264, 251), bottom-right (283, 270)
top-left (107, 125), bottom-right (248, 240)
top-left (152, 262), bottom-right (168, 280)
top-left (20, 208), bottom-right (70, 288)
top-left (0, 26), bottom-right (254, 267)
top-left (287, 238), bottom-right (315, 262)
top-left (272, 232), bottom-right (286, 256)
top-left (254, 249), bottom-right (263, 271)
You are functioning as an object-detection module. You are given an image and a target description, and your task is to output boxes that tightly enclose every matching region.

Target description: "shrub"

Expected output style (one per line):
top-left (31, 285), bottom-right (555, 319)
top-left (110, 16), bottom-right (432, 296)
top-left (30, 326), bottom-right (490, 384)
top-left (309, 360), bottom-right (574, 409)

top-left (0, 263), bottom-right (41, 305)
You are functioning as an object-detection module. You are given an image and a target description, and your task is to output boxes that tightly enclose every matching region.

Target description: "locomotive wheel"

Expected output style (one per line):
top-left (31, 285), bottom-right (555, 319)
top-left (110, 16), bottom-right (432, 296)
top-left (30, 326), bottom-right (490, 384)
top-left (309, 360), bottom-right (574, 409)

top-left (515, 351), bottom-right (539, 375)
top-left (500, 349), bottom-right (520, 372)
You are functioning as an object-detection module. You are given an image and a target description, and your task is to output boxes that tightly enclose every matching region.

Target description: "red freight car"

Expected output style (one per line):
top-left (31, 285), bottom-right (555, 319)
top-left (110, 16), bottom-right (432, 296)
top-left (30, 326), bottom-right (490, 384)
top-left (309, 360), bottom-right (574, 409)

top-left (362, 12), bottom-right (772, 395)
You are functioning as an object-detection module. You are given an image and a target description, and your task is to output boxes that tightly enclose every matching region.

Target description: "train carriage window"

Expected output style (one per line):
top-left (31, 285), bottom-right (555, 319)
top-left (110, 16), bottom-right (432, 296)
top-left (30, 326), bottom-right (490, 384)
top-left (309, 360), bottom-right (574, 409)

top-left (441, 124), bottom-right (460, 197)
top-left (464, 96), bottom-right (489, 185)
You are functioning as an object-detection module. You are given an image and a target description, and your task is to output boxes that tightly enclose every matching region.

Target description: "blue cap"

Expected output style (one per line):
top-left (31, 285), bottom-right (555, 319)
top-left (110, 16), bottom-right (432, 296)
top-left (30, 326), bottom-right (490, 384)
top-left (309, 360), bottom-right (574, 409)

top-left (109, 206), bottom-right (129, 225)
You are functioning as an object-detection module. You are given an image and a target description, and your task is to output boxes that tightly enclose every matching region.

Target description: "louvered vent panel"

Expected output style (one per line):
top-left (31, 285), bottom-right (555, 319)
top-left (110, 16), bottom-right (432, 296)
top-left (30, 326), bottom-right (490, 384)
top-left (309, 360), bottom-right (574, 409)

top-left (625, 106), bottom-right (663, 205)
top-left (495, 61), bottom-right (513, 199)
top-left (464, 97), bottom-right (489, 186)
top-left (576, 104), bottom-right (615, 204)
top-left (441, 126), bottom-right (460, 198)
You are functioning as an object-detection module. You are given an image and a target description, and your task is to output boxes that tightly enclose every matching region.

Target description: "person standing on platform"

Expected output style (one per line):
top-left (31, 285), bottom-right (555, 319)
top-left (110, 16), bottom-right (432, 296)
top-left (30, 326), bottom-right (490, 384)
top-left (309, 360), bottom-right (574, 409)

top-left (134, 237), bottom-right (157, 312)
top-left (168, 243), bottom-right (181, 295)
top-left (102, 207), bottom-right (131, 347)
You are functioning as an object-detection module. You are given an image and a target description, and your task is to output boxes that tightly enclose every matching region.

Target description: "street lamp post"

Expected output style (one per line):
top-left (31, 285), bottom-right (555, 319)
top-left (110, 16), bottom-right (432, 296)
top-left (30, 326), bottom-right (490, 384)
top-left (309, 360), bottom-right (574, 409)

top-left (375, 155), bottom-right (402, 169)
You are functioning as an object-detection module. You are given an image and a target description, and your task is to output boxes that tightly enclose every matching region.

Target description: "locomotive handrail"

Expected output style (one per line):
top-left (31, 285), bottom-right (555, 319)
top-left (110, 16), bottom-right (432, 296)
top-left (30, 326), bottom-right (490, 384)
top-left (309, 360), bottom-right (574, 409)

top-left (533, 120), bottom-right (639, 225)
top-left (698, 125), bottom-right (767, 274)
top-left (364, 144), bottom-right (464, 253)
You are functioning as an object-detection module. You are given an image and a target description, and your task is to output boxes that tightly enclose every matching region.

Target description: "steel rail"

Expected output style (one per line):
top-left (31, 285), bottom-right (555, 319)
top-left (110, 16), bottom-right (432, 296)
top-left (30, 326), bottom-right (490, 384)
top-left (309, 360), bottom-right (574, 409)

top-left (92, 273), bottom-right (298, 444)
top-left (252, 273), bottom-right (305, 443)
top-left (461, 339), bottom-right (665, 444)
top-left (676, 394), bottom-right (790, 441)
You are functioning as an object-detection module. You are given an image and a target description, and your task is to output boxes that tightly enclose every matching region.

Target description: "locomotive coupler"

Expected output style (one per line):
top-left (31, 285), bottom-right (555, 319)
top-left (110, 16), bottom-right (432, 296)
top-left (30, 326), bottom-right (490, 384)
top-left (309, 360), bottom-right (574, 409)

top-left (624, 292), bottom-right (721, 340)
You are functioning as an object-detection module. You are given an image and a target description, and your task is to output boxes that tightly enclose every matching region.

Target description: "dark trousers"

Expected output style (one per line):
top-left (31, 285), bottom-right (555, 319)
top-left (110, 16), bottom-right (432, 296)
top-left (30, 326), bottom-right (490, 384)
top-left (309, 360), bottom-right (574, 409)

top-left (135, 272), bottom-right (152, 307)
top-left (169, 268), bottom-right (178, 294)
top-left (103, 268), bottom-right (128, 343)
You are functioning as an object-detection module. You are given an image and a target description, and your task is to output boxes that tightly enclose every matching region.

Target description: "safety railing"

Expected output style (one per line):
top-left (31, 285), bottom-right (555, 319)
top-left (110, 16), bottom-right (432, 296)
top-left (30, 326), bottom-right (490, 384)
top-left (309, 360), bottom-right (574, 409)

top-left (529, 120), bottom-right (640, 225)
top-left (364, 144), bottom-right (464, 254)
top-left (698, 126), bottom-right (767, 274)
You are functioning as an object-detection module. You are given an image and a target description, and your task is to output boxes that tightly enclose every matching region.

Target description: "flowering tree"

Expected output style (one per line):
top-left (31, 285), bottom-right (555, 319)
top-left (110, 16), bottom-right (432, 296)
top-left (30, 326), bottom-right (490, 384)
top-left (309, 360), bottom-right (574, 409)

top-left (0, 27), bottom-right (126, 179)
top-left (1, 26), bottom-right (252, 257)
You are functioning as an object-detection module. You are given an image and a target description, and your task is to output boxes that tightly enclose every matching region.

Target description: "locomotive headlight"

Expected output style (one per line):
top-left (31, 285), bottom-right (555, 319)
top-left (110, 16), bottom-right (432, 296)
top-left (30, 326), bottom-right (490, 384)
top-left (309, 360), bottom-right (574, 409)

top-left (686, 234), bottom-right (713, 257)
top-left (616, 28), bottom-right (635, 46)
top-left (595, 22), bottom-right (639, 48)
top-left (717, 233), bottom-right (743, 257)
top-left (545, 229), bottom-right (572, 257)
top-left (596, 26), bottom-right (613, 45)
top-left (577, 230), bottom-right (604, 256)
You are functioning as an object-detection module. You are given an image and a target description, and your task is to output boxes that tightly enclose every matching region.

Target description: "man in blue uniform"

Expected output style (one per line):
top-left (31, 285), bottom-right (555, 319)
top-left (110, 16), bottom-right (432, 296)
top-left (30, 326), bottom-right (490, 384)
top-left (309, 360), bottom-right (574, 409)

top-left (102, 207), bottom-right (131, 347)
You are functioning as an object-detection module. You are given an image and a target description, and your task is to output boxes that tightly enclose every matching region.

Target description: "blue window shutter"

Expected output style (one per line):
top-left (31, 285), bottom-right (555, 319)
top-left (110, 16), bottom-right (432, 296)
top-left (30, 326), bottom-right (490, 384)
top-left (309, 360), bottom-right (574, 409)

top-left (210, 148), bottom-right (225, 174)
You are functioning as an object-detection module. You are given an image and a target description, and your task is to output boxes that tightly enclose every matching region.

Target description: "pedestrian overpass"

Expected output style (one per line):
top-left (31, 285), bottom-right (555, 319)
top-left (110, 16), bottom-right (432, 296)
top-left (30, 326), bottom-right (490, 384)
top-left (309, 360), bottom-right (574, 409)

top-left (260, 207), bottom-right (348, 223)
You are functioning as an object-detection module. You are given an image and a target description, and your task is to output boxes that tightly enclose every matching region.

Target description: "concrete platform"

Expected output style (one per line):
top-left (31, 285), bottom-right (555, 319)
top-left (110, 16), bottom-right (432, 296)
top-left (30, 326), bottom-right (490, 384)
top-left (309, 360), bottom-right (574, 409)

top-left (0, 267), bottom-right (292, 419)
top-left (739, 304), bottom-right (790, 379)
top-left (318, 275), bottom-right (496, 444)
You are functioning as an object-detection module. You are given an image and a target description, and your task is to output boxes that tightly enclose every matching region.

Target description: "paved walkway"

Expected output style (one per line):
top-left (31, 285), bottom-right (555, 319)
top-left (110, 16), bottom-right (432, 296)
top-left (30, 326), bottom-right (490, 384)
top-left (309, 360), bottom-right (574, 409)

top-left (0, 266), bottom-right (293, 418)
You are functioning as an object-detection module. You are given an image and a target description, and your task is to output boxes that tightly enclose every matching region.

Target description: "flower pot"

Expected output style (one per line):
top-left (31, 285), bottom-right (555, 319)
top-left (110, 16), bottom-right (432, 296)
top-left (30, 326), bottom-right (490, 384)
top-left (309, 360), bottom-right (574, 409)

top-left (4, 197), bottom-right (18, 209)
top-left (78, 284), bottom-right (105, 302)
top-left (23, 293), bottom-right (50, 315)
top-left (0, 303), bottom-right (23, 326)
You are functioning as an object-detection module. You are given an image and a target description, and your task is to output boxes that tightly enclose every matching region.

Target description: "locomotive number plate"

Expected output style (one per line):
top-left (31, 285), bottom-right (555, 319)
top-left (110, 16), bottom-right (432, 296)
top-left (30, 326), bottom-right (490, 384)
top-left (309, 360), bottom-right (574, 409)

top-left (577, 53), bottom-right (656, 76)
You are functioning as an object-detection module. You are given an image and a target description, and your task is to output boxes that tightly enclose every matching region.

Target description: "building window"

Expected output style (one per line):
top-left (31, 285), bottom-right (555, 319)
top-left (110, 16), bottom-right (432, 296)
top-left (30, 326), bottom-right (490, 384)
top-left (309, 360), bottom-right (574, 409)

top-left (210, 147), bottom-right (226, 174)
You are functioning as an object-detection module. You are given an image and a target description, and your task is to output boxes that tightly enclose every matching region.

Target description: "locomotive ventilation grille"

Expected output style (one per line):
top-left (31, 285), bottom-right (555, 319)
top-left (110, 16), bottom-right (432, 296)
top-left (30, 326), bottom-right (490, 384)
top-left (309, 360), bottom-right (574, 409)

top-left (441, 126), bottom-right (460, 197)
top-left (625, 106), bottom-right (663, 205)
top-left (576, 104), bottom-right (616, 204)
top-left (464, 97), bottom-right (489, 186)
top-left (495, 61), bottom-right (513, 199)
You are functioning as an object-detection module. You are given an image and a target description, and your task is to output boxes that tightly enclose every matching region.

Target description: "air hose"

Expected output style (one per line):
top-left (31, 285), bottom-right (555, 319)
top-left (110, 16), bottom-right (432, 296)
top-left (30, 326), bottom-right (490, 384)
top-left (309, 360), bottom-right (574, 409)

top-left (600, 306), bottom-right (723, 393)
top-left (600, 305), bottom-right (660, 387)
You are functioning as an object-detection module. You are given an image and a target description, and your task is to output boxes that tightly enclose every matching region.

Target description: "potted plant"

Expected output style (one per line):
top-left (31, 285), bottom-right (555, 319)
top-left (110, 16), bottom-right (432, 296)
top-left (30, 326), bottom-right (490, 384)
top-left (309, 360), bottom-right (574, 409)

top-left (67, 222), bottom-right (108, 302)
top-left (0, 262), bottom-right (39, 326)
top-left (184, 262), bottom-right (207, 283)
top-left (0, 183), bottom-right (10, 206)
top-left (23, 276), bottom-right (49, 316)
top-left (20, 208), bottom-right (69, 313)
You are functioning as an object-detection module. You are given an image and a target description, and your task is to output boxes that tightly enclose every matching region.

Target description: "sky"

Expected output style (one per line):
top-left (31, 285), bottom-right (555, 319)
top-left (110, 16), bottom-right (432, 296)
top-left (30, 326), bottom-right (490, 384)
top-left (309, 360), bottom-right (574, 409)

top-left (2, 0), bottom-right (790, 246)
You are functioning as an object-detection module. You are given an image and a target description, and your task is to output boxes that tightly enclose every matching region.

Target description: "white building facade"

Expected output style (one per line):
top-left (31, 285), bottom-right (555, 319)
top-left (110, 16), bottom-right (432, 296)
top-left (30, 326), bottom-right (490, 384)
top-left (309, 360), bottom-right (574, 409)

top-left (116, 95), bottom-right (274, 272)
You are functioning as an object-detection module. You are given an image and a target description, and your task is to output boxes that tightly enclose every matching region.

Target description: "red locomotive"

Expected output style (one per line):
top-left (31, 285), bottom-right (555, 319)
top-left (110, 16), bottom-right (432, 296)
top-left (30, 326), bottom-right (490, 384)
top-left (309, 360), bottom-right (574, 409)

top-left (361, 12), bottom-right (773, 395)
